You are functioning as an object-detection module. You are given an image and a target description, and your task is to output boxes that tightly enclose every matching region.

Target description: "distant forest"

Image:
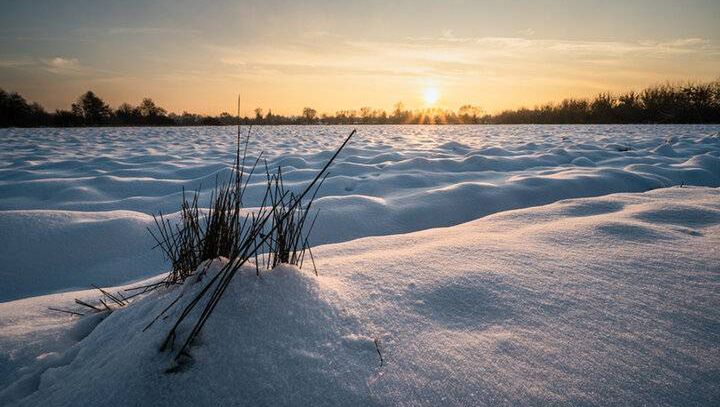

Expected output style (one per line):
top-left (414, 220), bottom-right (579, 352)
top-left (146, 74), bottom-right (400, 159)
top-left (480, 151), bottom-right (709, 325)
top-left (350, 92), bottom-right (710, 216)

top-left (2, 81), bottom-right (719, 127)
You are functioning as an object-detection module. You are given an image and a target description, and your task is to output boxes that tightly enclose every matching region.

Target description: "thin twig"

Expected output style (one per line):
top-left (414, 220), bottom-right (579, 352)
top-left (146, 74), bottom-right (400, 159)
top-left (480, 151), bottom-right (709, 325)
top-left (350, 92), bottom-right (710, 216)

top-left (48, 307), bottom-right (84, 316)
top-left (374, 337), bottom-right (384, 367)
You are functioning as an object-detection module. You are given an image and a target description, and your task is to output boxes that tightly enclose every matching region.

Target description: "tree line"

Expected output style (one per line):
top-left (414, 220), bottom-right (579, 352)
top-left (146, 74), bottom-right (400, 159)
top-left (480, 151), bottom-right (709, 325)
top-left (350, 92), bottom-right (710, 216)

top-left (2, 81), bottom-right (719, 127)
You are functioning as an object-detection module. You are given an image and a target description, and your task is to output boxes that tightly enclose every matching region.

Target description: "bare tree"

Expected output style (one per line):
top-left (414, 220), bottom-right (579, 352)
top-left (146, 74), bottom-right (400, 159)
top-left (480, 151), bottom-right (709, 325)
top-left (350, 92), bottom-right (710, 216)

top-left (302, 107), bottom-right (317, 124)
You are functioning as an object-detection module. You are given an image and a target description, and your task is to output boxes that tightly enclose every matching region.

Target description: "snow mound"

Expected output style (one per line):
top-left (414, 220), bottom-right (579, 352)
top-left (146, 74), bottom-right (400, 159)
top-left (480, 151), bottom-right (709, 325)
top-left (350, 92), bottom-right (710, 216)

top-left (1, 260), bottom-right (378, 406)
top-left (651, 142), bottom-right (677, 156)
top-left (0, 210), bottom-right (165, 301)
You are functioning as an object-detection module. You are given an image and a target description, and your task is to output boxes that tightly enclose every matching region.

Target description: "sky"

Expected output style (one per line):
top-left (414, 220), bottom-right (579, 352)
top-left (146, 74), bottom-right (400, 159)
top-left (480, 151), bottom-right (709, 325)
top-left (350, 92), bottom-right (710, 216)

top-left (1, 0), bottom-right (719, 116)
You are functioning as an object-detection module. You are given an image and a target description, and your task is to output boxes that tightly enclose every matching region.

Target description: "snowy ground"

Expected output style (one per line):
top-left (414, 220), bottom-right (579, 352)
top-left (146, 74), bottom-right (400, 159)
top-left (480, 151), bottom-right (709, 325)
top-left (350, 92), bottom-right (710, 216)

top-left (0, 125), bottom-right (719, 405)
top-left (1, 125), bottom-right (718, 301)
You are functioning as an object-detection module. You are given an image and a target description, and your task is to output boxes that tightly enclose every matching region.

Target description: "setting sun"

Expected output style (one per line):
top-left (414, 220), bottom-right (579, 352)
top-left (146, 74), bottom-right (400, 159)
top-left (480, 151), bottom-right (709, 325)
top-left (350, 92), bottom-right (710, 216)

top-left (423, 87), bottom-right (440, 106)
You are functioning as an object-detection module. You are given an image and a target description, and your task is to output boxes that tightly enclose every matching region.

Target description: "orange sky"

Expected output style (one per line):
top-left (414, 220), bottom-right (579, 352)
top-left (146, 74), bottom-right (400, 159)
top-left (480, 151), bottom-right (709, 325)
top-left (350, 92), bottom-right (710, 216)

top-left (1, 1), bottom-right (719, 115)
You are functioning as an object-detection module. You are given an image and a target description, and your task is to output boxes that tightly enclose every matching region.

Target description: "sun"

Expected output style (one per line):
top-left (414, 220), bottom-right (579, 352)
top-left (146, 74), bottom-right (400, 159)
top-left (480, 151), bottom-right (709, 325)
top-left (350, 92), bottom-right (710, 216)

top-left (422, 86), bottom-right (440, 105)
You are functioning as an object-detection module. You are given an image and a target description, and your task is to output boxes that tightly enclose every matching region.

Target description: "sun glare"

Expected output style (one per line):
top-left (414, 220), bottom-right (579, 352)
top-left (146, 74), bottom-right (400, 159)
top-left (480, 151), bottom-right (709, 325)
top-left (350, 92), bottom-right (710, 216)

top-left (423, 87), bottom-right (440, 105)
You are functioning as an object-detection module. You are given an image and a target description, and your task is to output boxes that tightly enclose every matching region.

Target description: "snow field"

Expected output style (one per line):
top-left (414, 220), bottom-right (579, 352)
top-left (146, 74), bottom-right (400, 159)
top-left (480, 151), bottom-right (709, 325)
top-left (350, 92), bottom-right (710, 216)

top-left (0, 187), bottom-right (718, 406)
top-left (0, 125), bottom-right (719, 405)
top-left (1, 125), bottom-right (718, 301)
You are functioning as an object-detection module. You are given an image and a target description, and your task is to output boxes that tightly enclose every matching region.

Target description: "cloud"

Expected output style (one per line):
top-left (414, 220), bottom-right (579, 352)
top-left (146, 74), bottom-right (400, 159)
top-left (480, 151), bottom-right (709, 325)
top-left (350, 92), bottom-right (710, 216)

top-left (301, 30), bottom-right (340, 40)
top-left (0, 55), bottom-right (124, 80)
top-left (220, 57), bottom-right (247, 66)
top-left (0, 57), bottom-right (34, 68)
top-left (0, 56), bottom-right (83, 74)
top-left (655, 38), bottom-right (711, 49)
top-left (517, 28), bottom-right (536, 37)
top-left (105, 27), bottom-right (201, 36)
top-left (43, 57), bottom-right (83, 74)
top-left (47, 57), bottom-right (79, 68)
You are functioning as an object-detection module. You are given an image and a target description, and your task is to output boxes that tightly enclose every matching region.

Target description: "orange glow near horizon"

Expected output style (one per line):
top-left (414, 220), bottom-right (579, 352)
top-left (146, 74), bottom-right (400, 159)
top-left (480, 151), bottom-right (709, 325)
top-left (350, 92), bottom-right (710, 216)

top-left (1, 1), bottom-right (719, 116)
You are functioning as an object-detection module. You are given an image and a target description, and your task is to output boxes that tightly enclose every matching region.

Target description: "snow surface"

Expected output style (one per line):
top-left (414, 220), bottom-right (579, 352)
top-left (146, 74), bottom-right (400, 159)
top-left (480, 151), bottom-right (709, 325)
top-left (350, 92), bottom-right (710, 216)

top-left (1, 125), bottom-right (719, 301)
top-left (0, 187), bottom-right (718, 406)
top-left (0, 125), bottom-right (719, 405)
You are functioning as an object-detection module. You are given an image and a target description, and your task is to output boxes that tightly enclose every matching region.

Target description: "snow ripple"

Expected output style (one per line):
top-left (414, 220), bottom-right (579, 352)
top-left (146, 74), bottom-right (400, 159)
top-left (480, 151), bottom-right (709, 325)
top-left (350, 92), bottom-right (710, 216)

top-left (0, 125), bottom-right (719, 300)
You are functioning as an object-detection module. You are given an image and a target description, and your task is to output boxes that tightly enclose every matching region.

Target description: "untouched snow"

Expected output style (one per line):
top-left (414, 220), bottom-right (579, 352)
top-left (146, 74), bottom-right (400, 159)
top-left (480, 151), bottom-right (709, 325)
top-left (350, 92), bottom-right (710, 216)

top-left (0, 125), bottom-right (719, 405)
top-left (1, 125), bottom-right (719, 301)
top-left (0, 187), bottom-right (718, 406)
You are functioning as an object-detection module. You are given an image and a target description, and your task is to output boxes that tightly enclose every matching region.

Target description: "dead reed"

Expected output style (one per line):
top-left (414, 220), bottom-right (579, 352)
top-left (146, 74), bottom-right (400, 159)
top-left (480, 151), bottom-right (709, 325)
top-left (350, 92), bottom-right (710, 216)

top-left (148, 126), bottom-right (262, 285)
top-left (50, 119), bottom-right (354, 367)
top-left (156, 129), bottom-right (355, 363)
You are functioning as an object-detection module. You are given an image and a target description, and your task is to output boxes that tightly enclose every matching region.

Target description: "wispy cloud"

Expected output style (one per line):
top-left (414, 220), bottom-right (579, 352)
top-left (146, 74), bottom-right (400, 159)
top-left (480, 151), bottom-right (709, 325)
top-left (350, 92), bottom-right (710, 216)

top-left (208, 34), bottom-right (719, 82)
top-left (104, 27), bottom-right (201, 36)
top-left (0, 55), bottom-right (122, 79)
top-left (0, 57), bottom-right (34, 68)
top-left (516, 28), bottom-right (536, 37)
top-left (43, 57), bottom-right (82, 75)
top-left (187, 33), bottom-right (720, 113)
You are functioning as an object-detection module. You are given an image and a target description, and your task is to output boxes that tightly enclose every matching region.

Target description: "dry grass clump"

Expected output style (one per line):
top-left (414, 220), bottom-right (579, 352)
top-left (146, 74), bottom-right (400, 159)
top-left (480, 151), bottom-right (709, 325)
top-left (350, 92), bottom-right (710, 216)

top-left (149, 128), bottom-right (355, 363)
top-left (149, 129), bottom-right (261, 284)
top-left (262, 166), bottom-right (322, 273)
top-left (149, 126), bottom-right (328, 286)
top-left (51, 122), bottom-right (355, 366)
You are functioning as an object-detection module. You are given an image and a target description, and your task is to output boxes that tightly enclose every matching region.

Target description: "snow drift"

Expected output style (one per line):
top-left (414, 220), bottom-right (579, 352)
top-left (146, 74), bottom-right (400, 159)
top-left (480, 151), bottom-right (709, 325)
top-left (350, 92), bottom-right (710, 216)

top-left (1, 125), bottom-right (719, 301)
top-left (1, 187), bottom-right (718, 406)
